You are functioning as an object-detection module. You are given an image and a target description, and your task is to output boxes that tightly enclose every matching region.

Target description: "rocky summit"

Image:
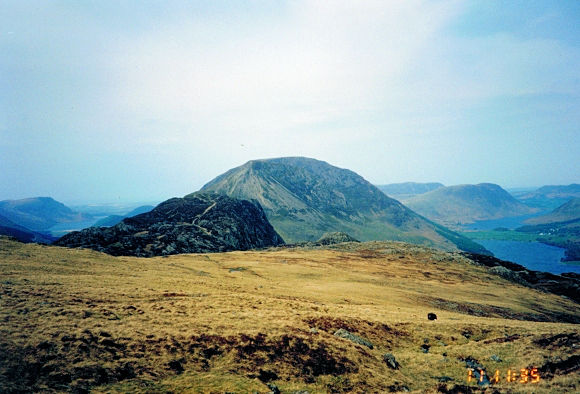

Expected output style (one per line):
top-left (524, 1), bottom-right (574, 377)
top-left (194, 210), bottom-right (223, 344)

top-left (55, 193), bottom-right (284, 257)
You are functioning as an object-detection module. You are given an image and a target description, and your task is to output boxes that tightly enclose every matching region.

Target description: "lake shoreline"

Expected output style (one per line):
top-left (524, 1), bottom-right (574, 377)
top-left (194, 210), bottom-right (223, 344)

top-left (473, 238), bottom-right (579, 275)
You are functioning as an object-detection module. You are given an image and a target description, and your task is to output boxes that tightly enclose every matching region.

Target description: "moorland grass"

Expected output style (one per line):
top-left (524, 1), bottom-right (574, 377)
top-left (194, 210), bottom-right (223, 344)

top-left (0, 237), bottom-right (578, 393)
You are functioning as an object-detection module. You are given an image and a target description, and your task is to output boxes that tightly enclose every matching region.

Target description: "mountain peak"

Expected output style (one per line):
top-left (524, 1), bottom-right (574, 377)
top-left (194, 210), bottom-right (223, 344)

top-left (198, 157), bottom-right (487, 254)
top-left (403, 183), bottom-right (535, 227)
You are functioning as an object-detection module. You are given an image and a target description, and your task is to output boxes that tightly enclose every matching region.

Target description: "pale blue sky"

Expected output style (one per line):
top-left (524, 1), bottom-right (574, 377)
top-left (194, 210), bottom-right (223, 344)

top-left (1, 1), bottom-right (579, 203)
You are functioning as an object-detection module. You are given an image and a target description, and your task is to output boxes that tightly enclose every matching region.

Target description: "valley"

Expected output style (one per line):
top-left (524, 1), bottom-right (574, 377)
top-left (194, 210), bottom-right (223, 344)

top-left (459, 196), bottom-right (580, 271)
top-left (378, 182), bottom-right (580, 273)
top-left (0, 172), bottom-right (578, 393)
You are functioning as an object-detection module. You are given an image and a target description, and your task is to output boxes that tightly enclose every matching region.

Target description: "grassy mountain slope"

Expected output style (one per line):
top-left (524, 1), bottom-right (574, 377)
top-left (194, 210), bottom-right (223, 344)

top-left (1, 237), bottom-right (578, 393)
top-left (404, 183), bottom-right (536, 228)
top-left (0, 197), bottom-right (91, 231)
top-left (199, 157), bottom-right (486, 253)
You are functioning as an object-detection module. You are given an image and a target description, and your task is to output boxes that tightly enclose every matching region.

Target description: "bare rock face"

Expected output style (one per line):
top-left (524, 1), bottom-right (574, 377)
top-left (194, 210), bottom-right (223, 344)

top-left (55, 193), bottom-right (284, 257)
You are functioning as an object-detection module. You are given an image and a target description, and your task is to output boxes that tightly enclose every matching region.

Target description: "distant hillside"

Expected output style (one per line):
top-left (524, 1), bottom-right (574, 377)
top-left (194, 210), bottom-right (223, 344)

top-left (0, 214), bottom-right (54, 244)
top-left (56, 193), bottom-right (284, 257)
top-left (0, 197), bottom-right (91, 231)
top-left (199, 157), bottom-right (487, 254)
top-left (92, 205), bottom-right (155, 227)
top-left (517, 184), bottom-right (580, 211)
top-left (525, 197), bottom-right (580, 225)
top-left (404, 183), bottom-right (535, 228)
top-left (376, 182), bottom-right (444, 200)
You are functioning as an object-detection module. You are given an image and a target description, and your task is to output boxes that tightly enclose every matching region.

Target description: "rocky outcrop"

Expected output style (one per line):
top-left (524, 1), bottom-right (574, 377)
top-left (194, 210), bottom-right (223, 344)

top-left (55, 193), bottom-right (284, 257)
top-left (316, 232), bottom-right (359, 245)
top-left (333, 329), bottom-right (374, 349)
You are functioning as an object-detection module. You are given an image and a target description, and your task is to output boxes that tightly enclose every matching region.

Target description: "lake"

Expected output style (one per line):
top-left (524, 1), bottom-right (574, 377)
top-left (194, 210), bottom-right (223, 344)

top-left (475, 239), bottom-right (579, 275)
top-left (48, 218), bottom-right (103, 237)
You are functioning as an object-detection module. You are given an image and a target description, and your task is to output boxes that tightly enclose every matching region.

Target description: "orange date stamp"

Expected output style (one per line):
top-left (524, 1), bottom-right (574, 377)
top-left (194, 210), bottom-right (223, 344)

top-left (468, 367), bottom-right (540, 384)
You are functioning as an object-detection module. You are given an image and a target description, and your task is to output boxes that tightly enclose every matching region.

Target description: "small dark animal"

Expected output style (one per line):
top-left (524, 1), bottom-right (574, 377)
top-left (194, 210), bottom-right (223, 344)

top-left (428, 313), bottom-right (437, 320)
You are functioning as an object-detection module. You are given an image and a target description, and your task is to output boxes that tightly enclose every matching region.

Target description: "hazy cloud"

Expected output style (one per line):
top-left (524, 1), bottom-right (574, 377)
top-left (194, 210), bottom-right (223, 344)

top-left (1, 1), bottom-right (578, 202)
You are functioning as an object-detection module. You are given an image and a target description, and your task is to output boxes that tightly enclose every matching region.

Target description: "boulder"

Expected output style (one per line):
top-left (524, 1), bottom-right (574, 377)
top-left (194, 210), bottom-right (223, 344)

top-left (333, 328), bottom-right (374, 349)
top-left (383, 353), bottom-right (400, 369)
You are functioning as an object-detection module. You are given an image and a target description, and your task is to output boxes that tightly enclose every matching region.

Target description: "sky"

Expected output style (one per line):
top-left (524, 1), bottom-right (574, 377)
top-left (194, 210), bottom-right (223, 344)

top-left (1, 0), bottom-right (579, 204)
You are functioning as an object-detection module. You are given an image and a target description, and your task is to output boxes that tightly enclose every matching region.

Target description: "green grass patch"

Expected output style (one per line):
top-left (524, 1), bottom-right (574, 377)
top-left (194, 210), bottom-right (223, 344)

top-left (460, 230), bottom-right (539, 242)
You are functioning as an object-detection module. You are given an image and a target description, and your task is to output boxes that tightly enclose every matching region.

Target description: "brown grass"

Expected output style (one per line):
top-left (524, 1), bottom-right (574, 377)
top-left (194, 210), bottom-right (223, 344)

top-left (0, 237), bottom-right (578, 393)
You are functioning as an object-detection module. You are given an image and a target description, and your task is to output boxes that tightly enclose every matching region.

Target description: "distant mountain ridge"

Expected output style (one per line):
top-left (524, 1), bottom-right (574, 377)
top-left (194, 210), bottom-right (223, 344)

top-left (92, 205), bottom-right (155, 227)
top-left (526, 184), bottom-right (580, 199)
top-left (0, 197), bottom-right (91, 231)
top-left (516, 184), bottom-right (580, 211)
top-left (525, 197), bottom-right (580, 225)
top-left (403, 183), bottom-right (536, 228)
top-left (199, 157), bottom-right (487, 253)
top-left (377, 182), bottom-right (444, 199)
top-left (56, 193), bottom-right (284, 257)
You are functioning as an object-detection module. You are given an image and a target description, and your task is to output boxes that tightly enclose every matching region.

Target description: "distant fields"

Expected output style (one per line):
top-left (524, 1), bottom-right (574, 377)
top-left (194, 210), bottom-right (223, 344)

top-left (1, 238), bottom-right (579, 393)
